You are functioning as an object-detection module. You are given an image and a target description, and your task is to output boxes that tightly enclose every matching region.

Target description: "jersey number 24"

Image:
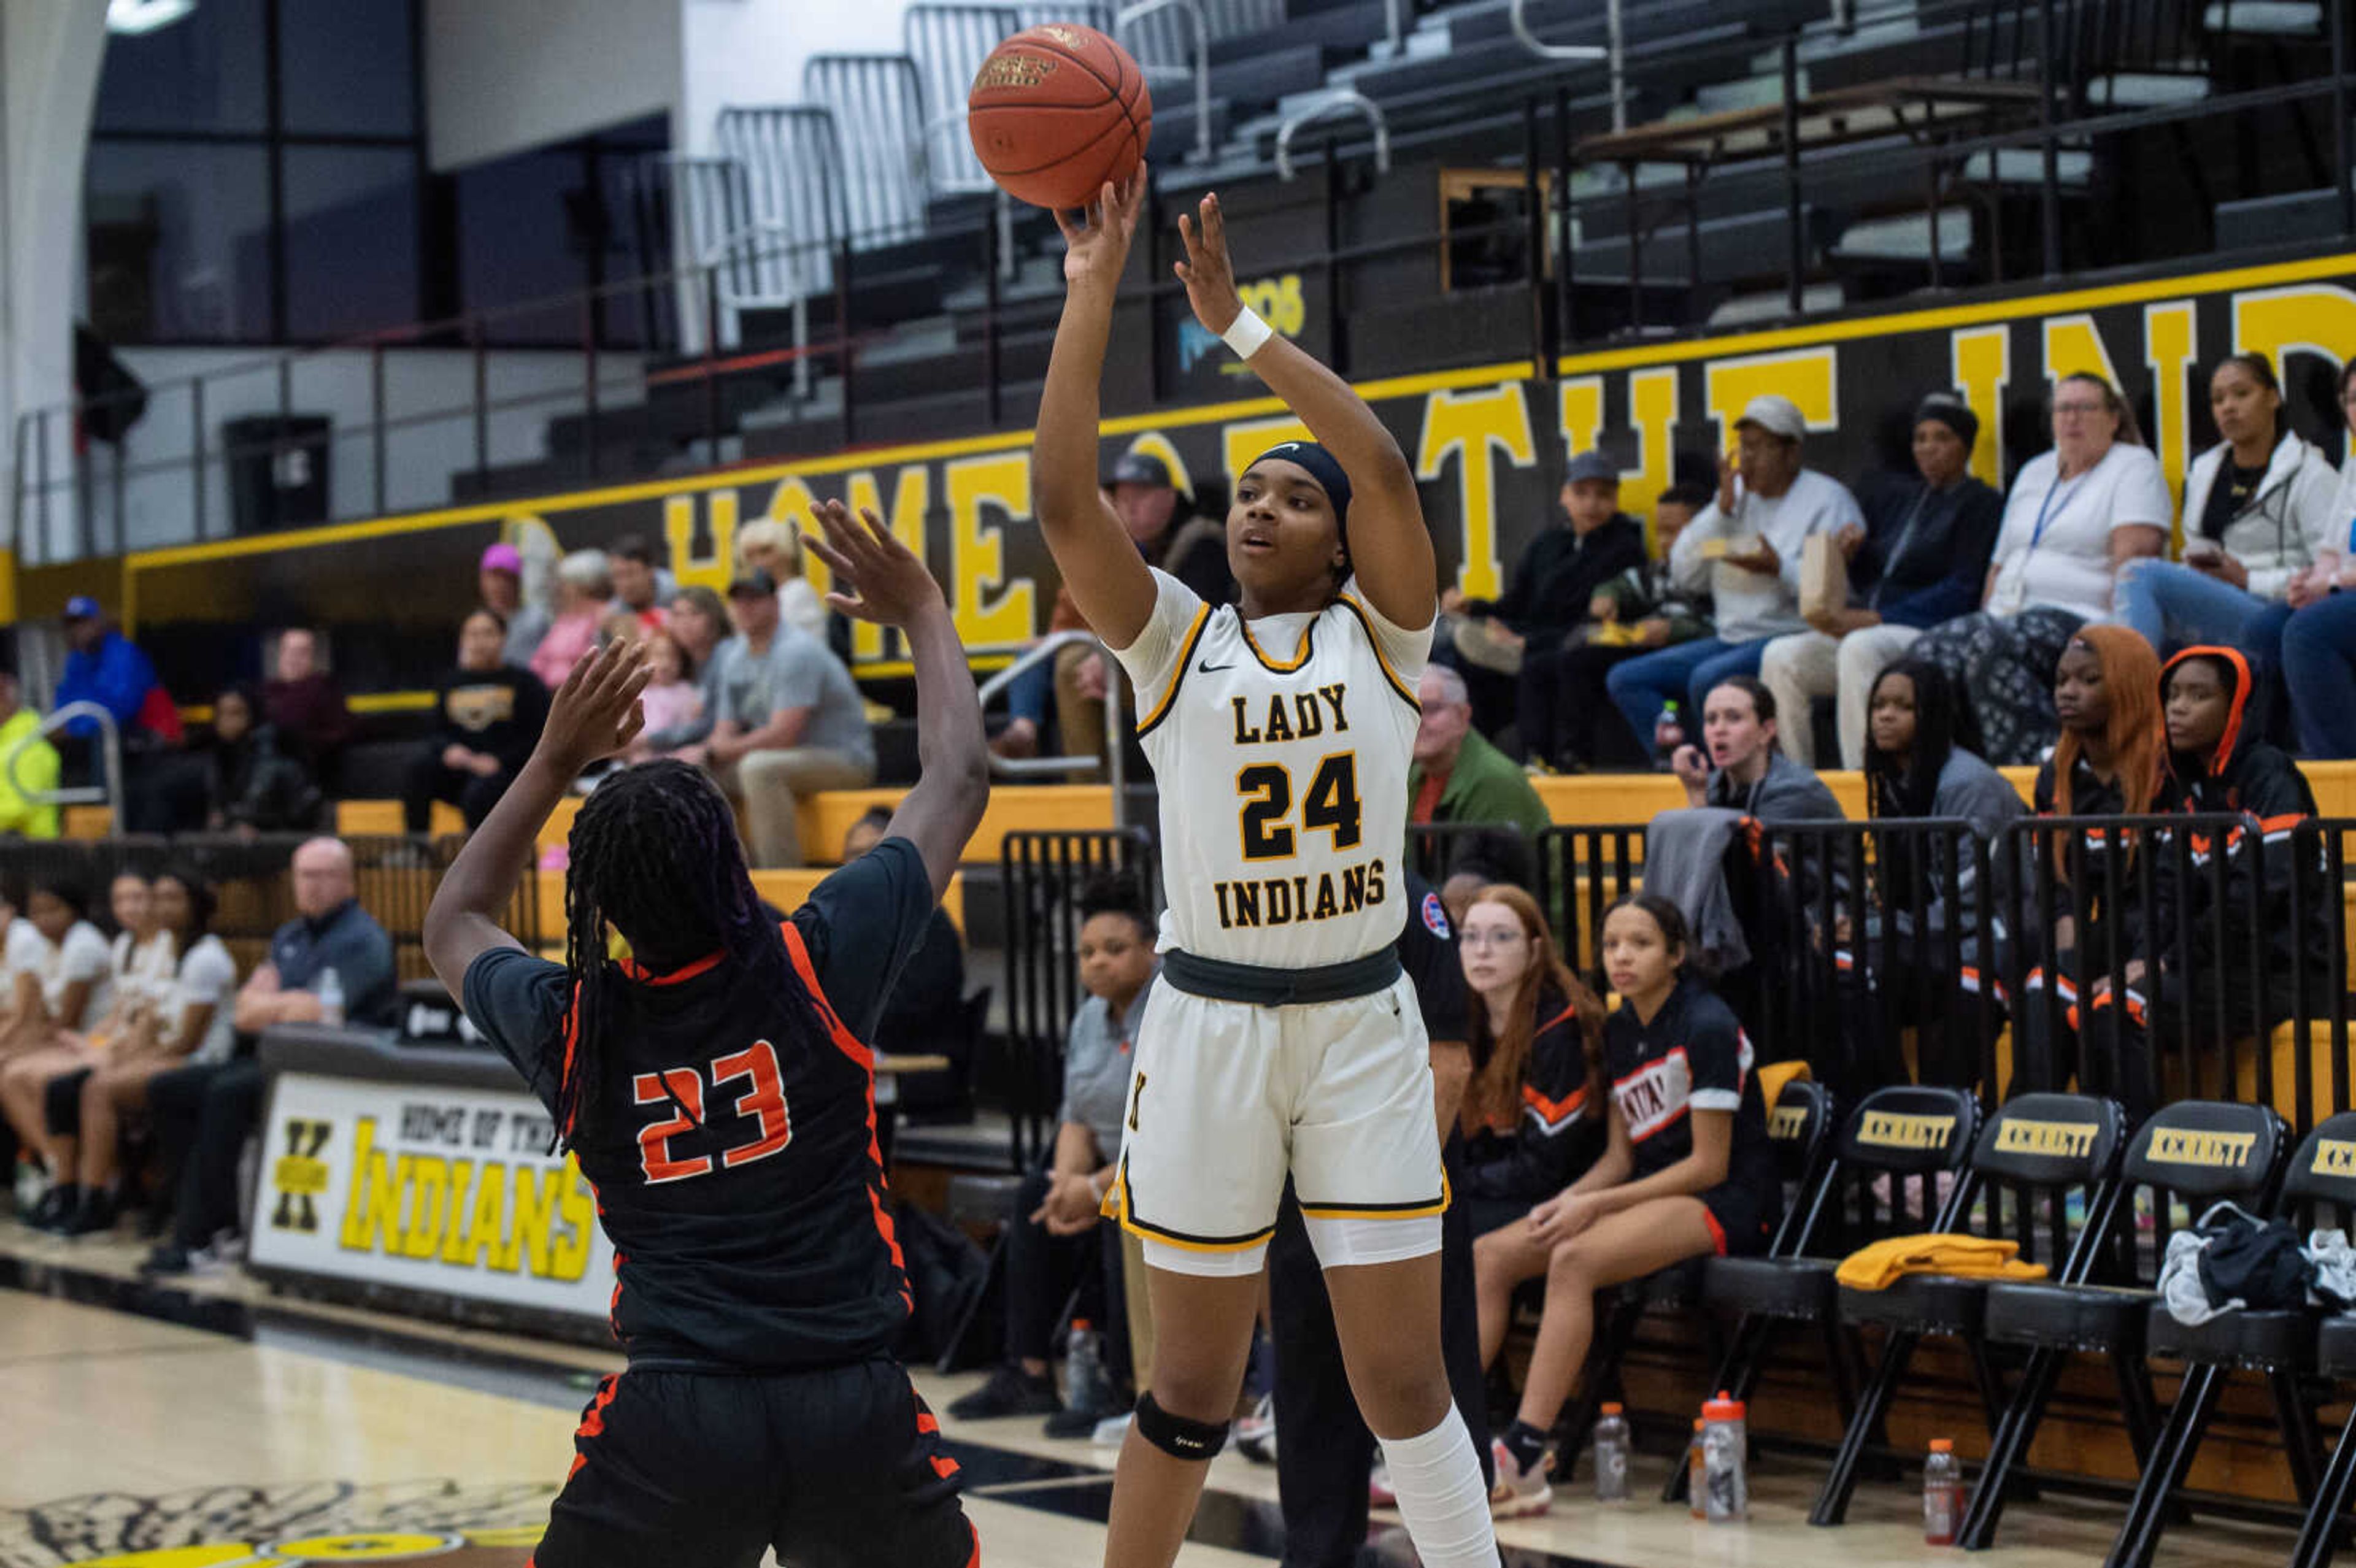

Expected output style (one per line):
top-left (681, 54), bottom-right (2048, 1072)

top-left (1238, 753), bottom-right (1363, 860)
top-left (631, 1040), bottom-right (793, 1184)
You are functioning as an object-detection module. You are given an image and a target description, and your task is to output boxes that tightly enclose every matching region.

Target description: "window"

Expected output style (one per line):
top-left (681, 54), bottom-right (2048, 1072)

top-left (283, 148), bottom-right (420, 337)
top-left (279, 0), bottom-right (417, 137)
top-left (85, 143), bottom-right (274, 342)
top-left (94, 0), bottom-right (268, 134)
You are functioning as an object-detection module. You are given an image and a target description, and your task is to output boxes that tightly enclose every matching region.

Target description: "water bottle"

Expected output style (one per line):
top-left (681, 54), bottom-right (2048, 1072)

top-left (315, 966), bottom-right (345, 1028)
top-left (1065, 1318), bottom-right (1109, 1415)
top-left (1702, 1391), bottom-right (1748, 1523)
top-left (1923, 1439), bottom-right (1963, 1545)
top-left (1687, 1418), bottom-right (1707, 1518)
top-left (1653, 699), bottom-right (1685, 770)
top-left (1592, 1402), bottom-right (1630, 1502)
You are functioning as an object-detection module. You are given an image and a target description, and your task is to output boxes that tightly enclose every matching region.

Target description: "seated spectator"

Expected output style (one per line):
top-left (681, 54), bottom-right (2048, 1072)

top-left (625, 628), bottom-right (707, 764)
top-left (92, 870), bottom-right (175, 1043)
top-left (2245, 356), bottom-right (2356, 752)
top-left (639, 587), bottom-right (731, 759)
top-left (2012, 626), bottom-right (2164, 1099)
top-left (1476, 893), bottom-right (1779, 1516)
top-left (947, 875), bottom-right (1147, 1433)
top-left (1837, 659), bottom-right (2024, 1094)
top-left (607, 533), bottom-right (677, 629)
top-left (479, 542), bottom-right (552, 667)
top-left (1758, 396), bottom-right (2003, 769)
top-left (1671, 675), bottom-right (1844, 821)
top-left (841, 806), bottom-right (969, 1114)
top-left (1409, 667), bottom-right (1552, 842)
top-left (55, 596), bottom-right (162, 753)
top-left (141, 838), bottom-right (395, 1275)
top-left (1444, 451), bottom-right (1646, 743)
top-left (1607, 396), bottom-right (1865, 752)
top-left (706, 569), bottom-right (877, 868)
top-left (260, 626), bottom-right (353, 778)
top-left (203, 684), bottom-right (324, 833)
top-left (2080, 647), bottom-right (2328, 1121)
top-left (528, 549), bottom-right (615, 690)
top-left (2118, 355), bottom-right (2337, 661)
top-left (40, 869), bottom-right (237, 1237)
top-left (0, 876), bottom-right (114, 1216)
top-left (1455, 885), bottom-right (1605, 1239)
top-left (404, 609), bottom-right (550, 834)
top-left (0, 655), bottom-right (60, 839)
top-left (736, 519), bottom-right (830, 642)
top-left (1526, 483), bottom-right (1716, 771)
top-left (1909, 374), bottom-right (2169, 764)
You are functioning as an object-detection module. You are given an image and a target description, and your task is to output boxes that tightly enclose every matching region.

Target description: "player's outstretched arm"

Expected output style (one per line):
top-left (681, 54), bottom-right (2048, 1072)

top-left (1175, 192), bottom-right (1434, 630)
top-left (424, 637), bottom-right (652, 996)
top-left (803, 499), bottom-right (988, 901)
top-left (1033, 171), bottom-right (1158, 650)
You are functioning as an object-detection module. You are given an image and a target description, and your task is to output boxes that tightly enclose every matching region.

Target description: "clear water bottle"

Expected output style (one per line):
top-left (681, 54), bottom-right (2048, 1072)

top-left (315, 966), bottom-right (345, 1028)
top-left (1702, 1391), bottom-right (1748, 1523)
top-left (1653, 699), bottom-right (1685, 770)
top-left (1687, 1418), bottom-right (1707, 1519)
top-left (1923, 1438), bottom-right (1963, 1545)
top-left (1593, 1402), bottom-right (1630, 1502)
top-left (1065, 1318), bottom-right (1109, 1416)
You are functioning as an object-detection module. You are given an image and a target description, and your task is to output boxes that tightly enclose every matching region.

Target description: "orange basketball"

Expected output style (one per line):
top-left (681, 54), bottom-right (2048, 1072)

top-left (968, 23), bottom-right (1152, 210)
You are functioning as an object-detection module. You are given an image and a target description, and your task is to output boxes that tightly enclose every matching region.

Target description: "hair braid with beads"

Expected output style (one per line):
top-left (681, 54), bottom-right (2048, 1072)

top-left (553, 759), bottom-right (799, 1148)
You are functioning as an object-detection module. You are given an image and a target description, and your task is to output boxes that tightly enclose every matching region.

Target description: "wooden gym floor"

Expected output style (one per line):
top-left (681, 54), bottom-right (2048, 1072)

top-left (0, 1217), bottom-right (2309, 1567)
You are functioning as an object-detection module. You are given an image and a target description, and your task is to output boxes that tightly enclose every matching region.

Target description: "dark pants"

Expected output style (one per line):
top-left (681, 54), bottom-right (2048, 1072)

top-left (1518, 640), bottom-right (1649, 769)
top-left (1001, 1167), bottom-right (1132, 1388)
top-left (147, 1058), bottom-right (265, 1248)
top-left (1270, 1150), bottom-right (1490, 1568)
top-left (125, 751), bottom-right (210, 835)
top-left (402, 747), bottom-right (517, 833)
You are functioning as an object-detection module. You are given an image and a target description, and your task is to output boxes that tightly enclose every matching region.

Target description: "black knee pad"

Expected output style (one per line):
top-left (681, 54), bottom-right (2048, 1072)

top-left (1133, 1391), bottom-right (1230, 1462)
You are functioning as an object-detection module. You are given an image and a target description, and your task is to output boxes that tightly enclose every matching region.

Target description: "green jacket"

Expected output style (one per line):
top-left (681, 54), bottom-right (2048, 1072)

top-left (0, 709), bottom-right (58, 839)
top-left (1408, 729), bottom-right (1552, 841)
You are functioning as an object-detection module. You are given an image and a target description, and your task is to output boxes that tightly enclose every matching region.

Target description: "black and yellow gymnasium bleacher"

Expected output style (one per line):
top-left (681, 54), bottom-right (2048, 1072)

top-left (13, 0), bottom-right (2356, 1564)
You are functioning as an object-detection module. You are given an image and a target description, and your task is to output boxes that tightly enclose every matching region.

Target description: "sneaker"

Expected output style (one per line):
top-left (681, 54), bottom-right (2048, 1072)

top-left (1234, 1393), bottom-right (1277, 1463)
top-left (28, 1183), bottom-right (78, 1233)
top-left (1043, 1400), bottom-right (1120, 1440)
top-left (1489, 1437), bottom-right (1553, 1518)
top-left (58, 1187), bottom-right (117, 1238)
top-left (1369, 1460), bottom-right (1398, 1509)
top-left (946, 1364), bottom-right (1062, 1421)
top-left (139, 1241), bottom-right (225, 1278)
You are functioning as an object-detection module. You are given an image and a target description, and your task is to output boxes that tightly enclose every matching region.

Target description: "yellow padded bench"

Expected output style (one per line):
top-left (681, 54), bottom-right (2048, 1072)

top-left (798, 785), bottom-right (1118, 865)
top-left (526, 867), bottom-right (965, 948)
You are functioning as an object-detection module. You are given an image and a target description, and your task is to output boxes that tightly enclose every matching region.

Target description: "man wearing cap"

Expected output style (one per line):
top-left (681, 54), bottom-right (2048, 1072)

top-left (703, 567), bottom-right (876, 867)
top-left (54, 598), bottom-right (160, 749)
top-left (479, 542), bottom-right (552, 667)
top-left (1606, 394), bottom-right (1865, 750)
top-left (1757, 394), bottom-right (2004, 768)
top-left (0, 656), bottom-right (59, 839)
top-left (1441, 450), bottom-right (1646, 764)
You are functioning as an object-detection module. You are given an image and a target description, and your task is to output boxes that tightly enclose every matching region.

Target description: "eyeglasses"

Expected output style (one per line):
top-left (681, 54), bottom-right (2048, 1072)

top-left (1460, 929), bottom-right (1527, 951)
top-left (2053, 401), bottom-right (2105, 417)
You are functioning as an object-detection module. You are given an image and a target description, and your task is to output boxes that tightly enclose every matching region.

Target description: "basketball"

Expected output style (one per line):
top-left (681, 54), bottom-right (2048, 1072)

top-left (967, 23), bottom-right (1152, 210)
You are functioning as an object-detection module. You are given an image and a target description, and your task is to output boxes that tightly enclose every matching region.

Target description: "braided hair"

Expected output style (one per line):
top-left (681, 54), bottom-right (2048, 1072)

top-left (553, 759), bottom-right (795, 1147)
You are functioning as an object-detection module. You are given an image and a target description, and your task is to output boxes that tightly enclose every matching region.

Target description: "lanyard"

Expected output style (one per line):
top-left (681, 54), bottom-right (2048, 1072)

top-left (2027, 467), bottom-right (2087, 553)
top-left (1868, 488), bottom-right (1934, 609)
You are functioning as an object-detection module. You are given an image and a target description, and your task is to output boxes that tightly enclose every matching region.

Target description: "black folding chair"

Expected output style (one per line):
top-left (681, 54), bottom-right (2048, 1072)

top-left (2286, 1112), bottom-right (2356, 1568)
top-left (1658, 1076), bottom-right (1841, 1502)
top-left (2103, 1102), bottom-right (2322, 1568)
top-left (1812, 1093), bottom-right (2128, 1525)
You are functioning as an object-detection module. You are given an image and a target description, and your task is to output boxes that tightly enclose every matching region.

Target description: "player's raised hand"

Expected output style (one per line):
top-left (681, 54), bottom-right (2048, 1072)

top-left (538, 634), bottom-right (652, 775)
top-left (1174, 191), bottom-right (1244, 336)
top-left (803, 497), bottom-right (944, 629)
top-left (1054, 167), bottom-right (1146, 291)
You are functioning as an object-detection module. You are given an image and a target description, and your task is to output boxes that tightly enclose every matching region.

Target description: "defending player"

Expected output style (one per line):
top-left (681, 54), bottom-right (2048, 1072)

top-left (1035, 171), bottom-right (1498, 1568)
top-left (422, 501), bottom-right (988, 1568)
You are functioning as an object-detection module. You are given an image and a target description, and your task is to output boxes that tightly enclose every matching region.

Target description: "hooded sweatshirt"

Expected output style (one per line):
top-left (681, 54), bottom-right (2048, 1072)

top-left (2179, 432), bottom-right (2341, 599)
top-left (2144, 645), bottom-right (2328, 1007)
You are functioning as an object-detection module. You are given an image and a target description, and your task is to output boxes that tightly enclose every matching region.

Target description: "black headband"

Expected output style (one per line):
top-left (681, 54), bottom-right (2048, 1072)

top-left (1247, 441), bottom-right (1353, 539)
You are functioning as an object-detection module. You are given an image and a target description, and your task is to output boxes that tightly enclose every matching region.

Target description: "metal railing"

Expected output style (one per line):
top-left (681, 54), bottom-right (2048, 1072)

top-left (1510, 0), bottom-right (1617, 131)
top-left (974, 630), bottom-right (1130, 826)
top-left (13, 702), bottom-right (123, 836)
top-left (1118, 0), bottom-right (1212, 165)
top-left (1275, 91), bottom-right (1392, 181)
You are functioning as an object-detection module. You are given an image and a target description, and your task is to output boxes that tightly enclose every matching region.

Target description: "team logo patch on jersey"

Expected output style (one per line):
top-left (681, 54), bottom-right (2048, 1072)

top-left (1421, 891), bottom-right (1450, 939)
top-left (1614, 1047), bottom-right (1694, 1143)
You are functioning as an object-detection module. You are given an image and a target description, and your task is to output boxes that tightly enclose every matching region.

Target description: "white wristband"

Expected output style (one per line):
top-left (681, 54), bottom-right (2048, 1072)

top-left (1222, 306), bottom-right (1274, 360)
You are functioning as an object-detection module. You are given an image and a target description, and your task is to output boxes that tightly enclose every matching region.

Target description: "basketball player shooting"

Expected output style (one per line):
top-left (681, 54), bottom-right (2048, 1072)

top-left (422, 501), bottom-right (988, 1568)
top-left (1035, 170), bottom-right (1499, 1568)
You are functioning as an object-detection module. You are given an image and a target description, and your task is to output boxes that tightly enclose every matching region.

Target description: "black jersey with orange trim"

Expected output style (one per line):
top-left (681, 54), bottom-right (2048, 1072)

top-left (1460, 985), bottom-right (1597, 1202)
top-left (1601, 975), bottom-right (1777, 1193)
top-left (461, 836), bottom-right (940, 1372)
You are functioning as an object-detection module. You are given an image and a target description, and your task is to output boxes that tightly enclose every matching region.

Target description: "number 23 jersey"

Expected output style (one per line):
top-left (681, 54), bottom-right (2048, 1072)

top-left (1114, 568), bottom-right (1431, 969)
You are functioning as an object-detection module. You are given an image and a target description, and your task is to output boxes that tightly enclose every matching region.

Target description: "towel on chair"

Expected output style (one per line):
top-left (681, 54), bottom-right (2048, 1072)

top-left (1834, 1233), bottom-right (2050, 1291)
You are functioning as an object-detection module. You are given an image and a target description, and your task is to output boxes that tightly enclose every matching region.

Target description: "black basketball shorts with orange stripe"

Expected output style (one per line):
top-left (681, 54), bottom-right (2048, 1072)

top-left (531, 1358), bottom-right (977, 1568)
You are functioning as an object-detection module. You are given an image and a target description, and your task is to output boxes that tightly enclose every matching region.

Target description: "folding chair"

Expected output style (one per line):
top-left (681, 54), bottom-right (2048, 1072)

top-left (1808, 1093), bottom-right (2128, 1527)
top-left (2286, 1112), bottom-right (2356, 1568)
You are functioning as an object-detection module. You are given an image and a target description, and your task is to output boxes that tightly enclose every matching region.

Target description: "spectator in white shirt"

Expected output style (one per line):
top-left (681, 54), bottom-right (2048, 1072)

top-left (2114, 353), bottom-right (2339, 658)
top-left (1908, 374), bottom-right (2170, 764)
top-left (1606, 394), bottom-right (1865, 750)
top-left (0, 876), bottom-right (114, 1215)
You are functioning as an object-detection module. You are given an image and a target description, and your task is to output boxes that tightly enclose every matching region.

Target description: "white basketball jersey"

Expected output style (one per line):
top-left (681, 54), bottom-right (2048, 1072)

top-left (1115, 569), bottom-right (1431, 969)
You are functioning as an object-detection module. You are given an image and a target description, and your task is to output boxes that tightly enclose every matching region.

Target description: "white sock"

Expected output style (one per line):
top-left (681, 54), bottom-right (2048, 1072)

top-left (1377, 1407), bottom-right (1499, 1568)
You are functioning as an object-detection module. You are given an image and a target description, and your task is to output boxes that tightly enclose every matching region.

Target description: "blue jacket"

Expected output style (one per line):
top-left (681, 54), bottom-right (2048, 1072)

top-left (1849, 471), bottom-right (2004, 630)
top-left (55, 632), bottom-right (156, 738)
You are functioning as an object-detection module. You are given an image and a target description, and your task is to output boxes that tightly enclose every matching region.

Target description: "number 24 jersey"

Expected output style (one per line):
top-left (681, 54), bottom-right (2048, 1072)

top-left (1113, 568), bottom-right (1431, 970)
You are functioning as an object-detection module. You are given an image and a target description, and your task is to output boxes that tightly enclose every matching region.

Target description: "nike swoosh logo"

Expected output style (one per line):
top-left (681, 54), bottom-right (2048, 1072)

top-left (1198, 660), bottom-right (1234, 673)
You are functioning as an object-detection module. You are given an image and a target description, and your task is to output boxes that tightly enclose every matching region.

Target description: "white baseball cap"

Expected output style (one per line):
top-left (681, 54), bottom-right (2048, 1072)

top-left (1734, 394), bottom-right (1807, 443)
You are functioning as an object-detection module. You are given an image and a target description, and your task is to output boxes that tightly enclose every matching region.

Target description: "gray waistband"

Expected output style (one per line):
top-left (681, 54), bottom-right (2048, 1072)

top-left (1158, 946), bottom-right (1403, 1006)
